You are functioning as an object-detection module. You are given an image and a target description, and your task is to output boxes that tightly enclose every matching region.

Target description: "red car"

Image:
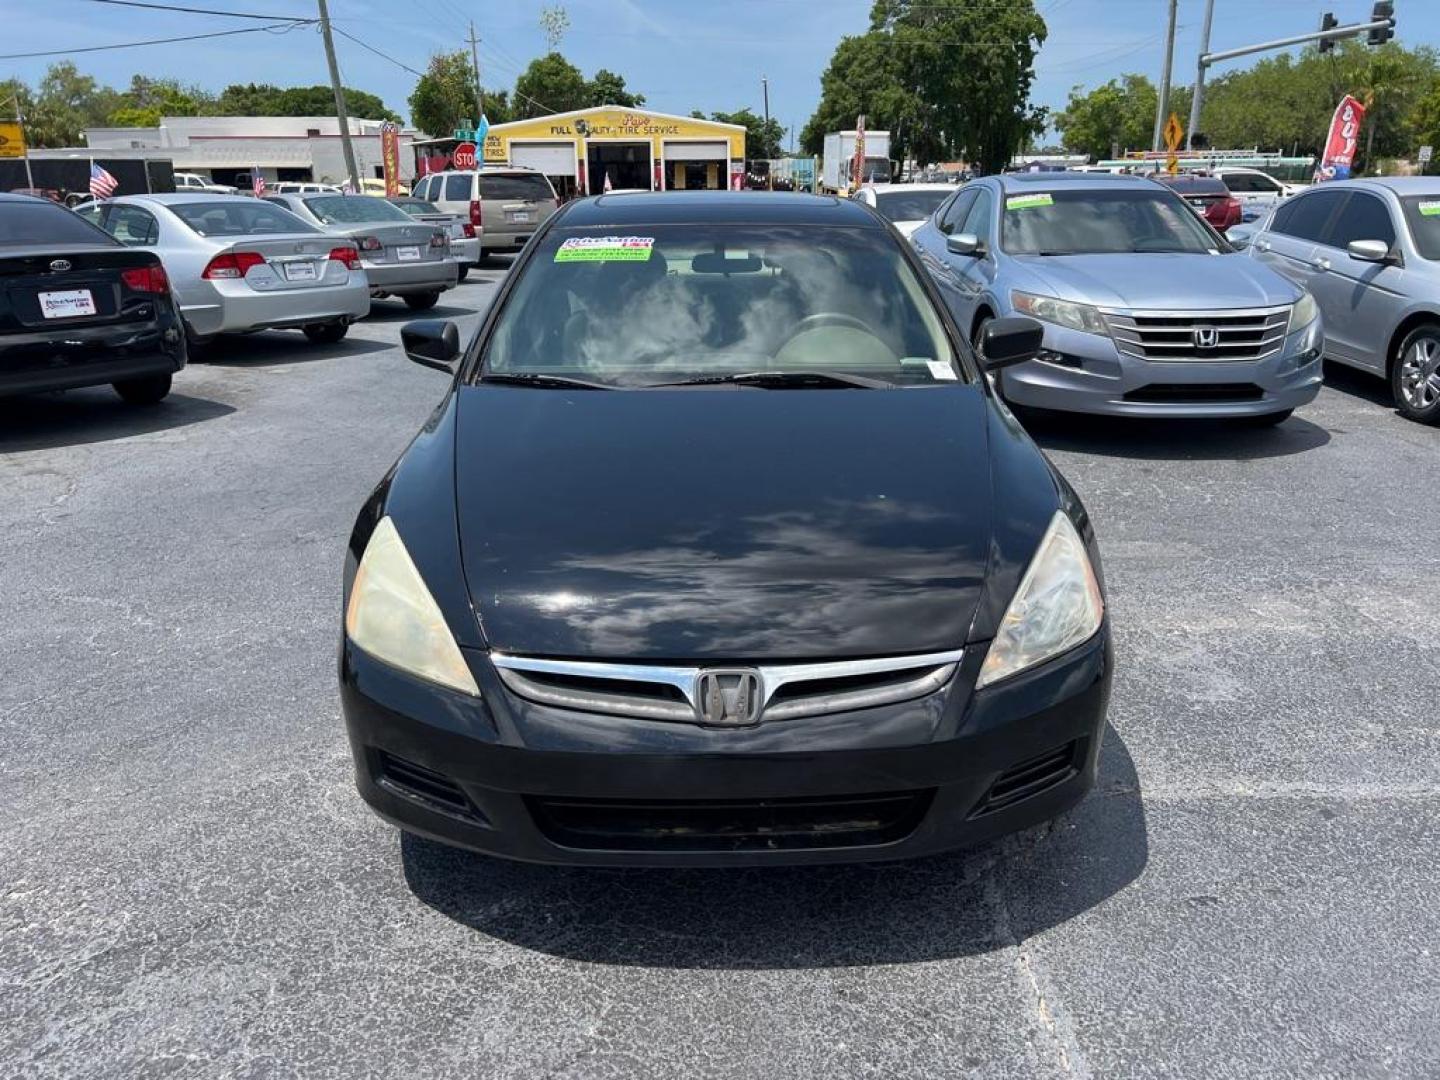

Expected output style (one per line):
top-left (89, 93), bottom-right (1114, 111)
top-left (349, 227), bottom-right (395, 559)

top-left (1155, 173), bottom-right (1243, 232)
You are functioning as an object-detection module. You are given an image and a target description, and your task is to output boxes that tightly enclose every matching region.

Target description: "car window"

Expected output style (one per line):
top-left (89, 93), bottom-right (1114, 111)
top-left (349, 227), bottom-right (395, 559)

top-left (444, 174), bottom-right (473, 202)
top-left (391, 199), bottom-right (440, 214)
top-left (1222, 173), bottom-right (1275, 194)
top-left (959, 188), bottom-right (994, 240)
top-left (479, 174), bottom-right (554, 202)
top-left (420, 176), bottom-right (440, 201)
top-left (938, 188), bottom-right (978, 235)
top-left (73, 204), bottom-right (103, 227)
top-left (482, 224), bottom-right (961, 387)
top-left (169, 200), bottom-right (317, 237)
top-left (1001, 188), bottom-right (1217, 255)
top-left (1397, 196), bottom-right (1440, 260)
top-left (302, 195), bottom-right (411, 224)
top-left (1328, 192), bottom-right (1396, 250)
top-left (106, 204), bottom-right (159, 246)
top-left (1270, 189), bottom-right (1345, 243)
top-left (0, 200), bottom-right (119, 246)
top-left (873, 189), bottom-right (952, 223)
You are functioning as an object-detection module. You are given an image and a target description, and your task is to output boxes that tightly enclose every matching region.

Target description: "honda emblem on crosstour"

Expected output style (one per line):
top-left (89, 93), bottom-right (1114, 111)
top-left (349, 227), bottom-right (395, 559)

top-left (695, 669), bottom-right (763, 726)
top-left (49, 259), bottom-right (72, 272)
top-left (1193, 326), bottom-right (1220, 349)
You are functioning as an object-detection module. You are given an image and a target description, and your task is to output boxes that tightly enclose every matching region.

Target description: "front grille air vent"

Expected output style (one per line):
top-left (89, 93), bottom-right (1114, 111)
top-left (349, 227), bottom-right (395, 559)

top-left (973, 742), bottom-right (1080, 816)
top-left (1123, 382), bottom-right (1264, 404)
top-left (377, 751), bottom-right (476, 818)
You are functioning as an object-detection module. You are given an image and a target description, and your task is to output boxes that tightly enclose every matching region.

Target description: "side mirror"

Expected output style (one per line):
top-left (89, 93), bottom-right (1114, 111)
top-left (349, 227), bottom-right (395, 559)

top-left (946, 232), bottom-right (984, 257)
top-left (1347, 239), bottom-right (1391, 263)
top-left (979, 316), bottom-right (1044, 371)
top-left (401, 319), bottom-right (460, 372)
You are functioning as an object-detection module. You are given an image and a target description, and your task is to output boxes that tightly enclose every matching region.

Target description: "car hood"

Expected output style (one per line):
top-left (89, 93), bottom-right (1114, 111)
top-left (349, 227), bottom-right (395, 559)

top-left (454, 384), bottom-right (996, 660)
top-left (1013, 252), bottom-right (1299, 309)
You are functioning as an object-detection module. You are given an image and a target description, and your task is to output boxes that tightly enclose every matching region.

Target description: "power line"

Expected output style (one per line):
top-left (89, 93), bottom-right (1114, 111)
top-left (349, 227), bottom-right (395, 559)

top-left (331, 26), bottom-right (425, 77)
top-left (0, 20), bottom-right (309, 60)
top-left (82, 0), bottom-right (315, 21)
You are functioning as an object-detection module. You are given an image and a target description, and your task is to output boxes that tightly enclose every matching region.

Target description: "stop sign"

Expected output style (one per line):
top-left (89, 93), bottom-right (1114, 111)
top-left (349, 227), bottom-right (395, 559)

top-left (453, 142), bottom-right (477, 169)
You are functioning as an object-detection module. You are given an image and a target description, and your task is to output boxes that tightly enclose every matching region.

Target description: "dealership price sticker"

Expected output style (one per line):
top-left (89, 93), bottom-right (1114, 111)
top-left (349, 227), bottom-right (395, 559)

top-left (555, 236), bottom-right (655, 262)
top-left (1006, 193), bottom-right (1053, 211)
top-left (1419, 201), bottom-right (1440, 217)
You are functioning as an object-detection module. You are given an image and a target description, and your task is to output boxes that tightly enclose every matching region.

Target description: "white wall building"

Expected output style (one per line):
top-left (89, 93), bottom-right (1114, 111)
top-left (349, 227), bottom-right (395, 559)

top-left (82, 115), bottom-right (418, 186)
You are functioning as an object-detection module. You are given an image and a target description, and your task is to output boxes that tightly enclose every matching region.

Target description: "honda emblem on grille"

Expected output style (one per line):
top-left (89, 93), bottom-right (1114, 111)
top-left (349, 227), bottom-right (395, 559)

top-left (1193, 326), bottom-right (1220, 349)
top-left (695, 669), bottom-right (763, 726)
top-left (49, 259), bottom-right (72, 272)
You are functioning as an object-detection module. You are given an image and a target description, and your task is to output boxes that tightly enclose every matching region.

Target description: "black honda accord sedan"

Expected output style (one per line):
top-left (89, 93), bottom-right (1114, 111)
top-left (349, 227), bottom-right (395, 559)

top-left (340, 191), bottom-right (1112, 866)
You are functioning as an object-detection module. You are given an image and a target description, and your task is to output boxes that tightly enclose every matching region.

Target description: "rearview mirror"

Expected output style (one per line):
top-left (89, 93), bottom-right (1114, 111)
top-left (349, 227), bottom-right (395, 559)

top-left (946, 232), bottom-right (983, 257)
top-left (979, 316), bottom-right (1044, 371)
top-left (1347, 239), bottom-right (1391, 263)
top-left (401, 319), bottom-right (460, 372)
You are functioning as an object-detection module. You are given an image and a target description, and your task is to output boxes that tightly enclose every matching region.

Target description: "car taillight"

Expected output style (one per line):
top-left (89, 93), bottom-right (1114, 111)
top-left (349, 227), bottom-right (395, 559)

top-left (328, 245), bottom-right (361, 270)
top-left (462, 223), bottom-right (476, 239)
top-left (429, 231), bottom-right (447, 249)
top-left (469, 199), bottom-right (482, 228)
top-left (1222, 196), bottom-right (1243, 226)
top-left (201, 251), bottom-right (266, 279)
top-left (355, 235), bottom-right (382, 252)
top-left (120, 264), bottom-right (169, 294)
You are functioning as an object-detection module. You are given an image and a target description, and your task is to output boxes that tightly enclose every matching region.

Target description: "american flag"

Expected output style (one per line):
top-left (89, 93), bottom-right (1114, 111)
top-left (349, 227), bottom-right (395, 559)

top-left (89, 162), bottom-right (118, 199)
top-left (252, 170), bottom-right (267, 197)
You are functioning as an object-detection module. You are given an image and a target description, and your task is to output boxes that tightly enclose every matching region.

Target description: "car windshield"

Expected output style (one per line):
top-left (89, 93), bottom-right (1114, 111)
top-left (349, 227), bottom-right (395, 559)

top-left (1002, 188), bottom-right (1219, 255)
top-left (169, 200), bottom-right (316, 237)
top-left (0, 201), bottom-right (119, 246)
top-left (482, 223), bottom-right (960, 388)
top-left (479, 174), bottom-right (554, 201)
top-left (392, 199), bottom-right (441, 214)
top-left (302, 195), bottom-right (412, 225)
top-left (1399, 196), bottom-right (1440, 260)
top-left (873, 189), bottom-right (952, 222)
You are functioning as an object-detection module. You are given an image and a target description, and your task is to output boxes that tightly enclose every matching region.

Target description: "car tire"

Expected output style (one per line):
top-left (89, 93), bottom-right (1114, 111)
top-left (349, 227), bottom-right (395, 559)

top-left (1234, 408), bottom-right (1293, 428)
top-left (456, 265), bottom-right (469, 282)
top-left (112, 373), bottom-right (172, 405)
top-left (1392, 323), bottom-right (1440, 425)
top-left (303, 321), bottom-right (349, 344)
top-left (183, 321), bottom-right (215, 360)
top-left (404, 292), bottom-right (440, 312)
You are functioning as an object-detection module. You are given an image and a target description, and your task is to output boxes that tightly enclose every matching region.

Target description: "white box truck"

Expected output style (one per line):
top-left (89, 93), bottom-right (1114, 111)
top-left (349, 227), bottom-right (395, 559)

top-left (821, 130), bottom-right (893, 194)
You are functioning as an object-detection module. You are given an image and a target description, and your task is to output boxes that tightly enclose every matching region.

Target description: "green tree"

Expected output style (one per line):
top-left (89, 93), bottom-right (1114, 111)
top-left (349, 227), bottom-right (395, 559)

top-left (586, 69), bottom-right (644, 108)
top-left (1054, 74), bottom-right (1189, 159)
top-left (708, 108), bottom-right (784, 159)
top-left (408, 53), bottom-right (480, 136)
top-left (218, 82), bottom-right (399, 122)
top-left (108, 75), bottom-right (214, 127)
top-left (513, 52), bottom-right (588, 118)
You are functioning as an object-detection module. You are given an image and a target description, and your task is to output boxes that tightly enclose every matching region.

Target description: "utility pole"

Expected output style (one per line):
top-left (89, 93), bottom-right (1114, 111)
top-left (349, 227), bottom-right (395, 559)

top-left (468, 22), bottom-right (484, 122)
top-left (761, 74), bottom-right (772, 190)
top-left (1152, 0), bottom-right (1178, 152)
top-left (1186, 0), bottom-right (1215, 150)
top-left (316, 0), bottom-right (360, 190)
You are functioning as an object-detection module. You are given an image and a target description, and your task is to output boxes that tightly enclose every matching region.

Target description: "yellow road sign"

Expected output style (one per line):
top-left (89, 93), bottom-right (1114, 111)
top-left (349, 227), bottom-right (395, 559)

top-left (0, 121), bottom-right (27, 159)
top-left (1163, 112), bottom-right (1184, 153)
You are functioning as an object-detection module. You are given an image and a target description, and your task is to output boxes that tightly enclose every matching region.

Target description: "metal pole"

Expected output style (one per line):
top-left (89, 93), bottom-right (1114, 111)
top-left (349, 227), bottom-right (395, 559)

top-left (1186, 0), bottom-right (1215, 151)
top-left (316, 0), bottom-right (360, 190)
top-left (1152, 0), bottom-right (1178, 152)
top-left (12, 94), bottom-right (36, 189)
top-left (762, 75), bottom-right (772, 190)
top-left (468, 22), bottom-right (484, 123)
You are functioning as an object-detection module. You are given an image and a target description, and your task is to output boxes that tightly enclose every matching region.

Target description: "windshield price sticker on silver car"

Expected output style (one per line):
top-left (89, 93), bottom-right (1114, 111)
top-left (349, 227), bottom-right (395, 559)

top-left (1419, 201), bottom-right (1440, 217)
top-left (554, 236), bottom-right (654, 263)
top-left (1006, 193), bottom-right (1054, 211)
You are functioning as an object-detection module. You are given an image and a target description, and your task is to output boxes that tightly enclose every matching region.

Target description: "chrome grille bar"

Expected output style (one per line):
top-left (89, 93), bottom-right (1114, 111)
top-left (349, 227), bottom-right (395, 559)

top-left (1103, 305), bottom-right (1292, 363)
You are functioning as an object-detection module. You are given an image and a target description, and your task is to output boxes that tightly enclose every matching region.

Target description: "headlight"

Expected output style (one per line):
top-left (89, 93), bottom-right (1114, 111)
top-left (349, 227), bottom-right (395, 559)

top-left (344, 516), bottom-right (480, 696)
top-left (1011, 291), bottom-right (1108, 335)
top-left (1289, 291), bottom-right (1319, 333)
top-left (976, 511), bottom-right (1104, 689)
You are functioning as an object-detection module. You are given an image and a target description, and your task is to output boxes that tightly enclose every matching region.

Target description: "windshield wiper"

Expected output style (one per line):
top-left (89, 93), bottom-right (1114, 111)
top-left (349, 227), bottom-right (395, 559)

top-left (478, 372), bottom-right (614, 391)
top-left (652, 370), bottom-right (894, 389)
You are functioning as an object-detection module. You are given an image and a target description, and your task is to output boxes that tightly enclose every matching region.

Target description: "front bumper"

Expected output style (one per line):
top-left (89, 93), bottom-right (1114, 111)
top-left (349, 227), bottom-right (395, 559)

top-left (340, 628), bottom-right (1113, 867)
top-left (364, 258), bottom-right (459, 297)
top-left (1001, 315), bottom-right (1324, 418)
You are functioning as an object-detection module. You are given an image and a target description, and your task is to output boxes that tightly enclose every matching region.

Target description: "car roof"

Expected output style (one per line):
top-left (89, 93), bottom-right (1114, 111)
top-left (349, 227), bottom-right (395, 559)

top-left (557, 191), bottom-right (882, 228)
top-left (862, 183), bottom-right (956, 193)
top-left (1339, 176), bottom-right (1440, 196)
top-left (995, 171), bottom-right (1158, 193)
top-left (1156, 173), bottom-right (1227, 191)
top-left (130, 192), bottom-right (255, 204)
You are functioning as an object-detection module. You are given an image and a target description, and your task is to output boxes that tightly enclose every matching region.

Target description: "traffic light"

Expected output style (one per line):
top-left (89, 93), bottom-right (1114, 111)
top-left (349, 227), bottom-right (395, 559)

top-left (1368, 1), bottom-right (1395, 46)
top-left (1318, 13), bottom-right (1338, 54)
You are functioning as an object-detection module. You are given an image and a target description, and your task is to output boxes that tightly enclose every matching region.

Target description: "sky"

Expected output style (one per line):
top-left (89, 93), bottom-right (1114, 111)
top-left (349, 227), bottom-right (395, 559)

top-left (4, 0), bottom-right (1438, 142)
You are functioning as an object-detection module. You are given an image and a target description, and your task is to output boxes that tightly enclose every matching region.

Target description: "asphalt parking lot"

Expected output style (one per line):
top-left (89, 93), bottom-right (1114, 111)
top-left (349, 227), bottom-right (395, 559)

top-left (4, 264), bottom-right (1438, 1079)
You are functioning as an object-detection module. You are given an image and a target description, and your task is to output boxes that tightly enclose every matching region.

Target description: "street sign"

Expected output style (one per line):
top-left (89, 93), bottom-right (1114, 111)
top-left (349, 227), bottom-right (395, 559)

top-left (1420, 145), bottom-right (1434, 164)
top-left (453, 142), bottom-right (477, 170)
top-left (1163, 113), bottom-right (1184, 152)
top-left (0, 121), bottom-right (26, 159)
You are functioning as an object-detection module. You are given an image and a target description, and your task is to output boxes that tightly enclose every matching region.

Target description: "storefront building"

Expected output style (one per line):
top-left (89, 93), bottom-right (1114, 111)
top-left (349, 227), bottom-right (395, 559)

top-left (427, 107), bottom-right (744, 199)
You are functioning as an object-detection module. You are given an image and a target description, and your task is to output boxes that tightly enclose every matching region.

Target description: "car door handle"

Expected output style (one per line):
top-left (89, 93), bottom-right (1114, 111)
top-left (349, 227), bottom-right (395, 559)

top-left (1311, 257), bottom-right (1331, 271)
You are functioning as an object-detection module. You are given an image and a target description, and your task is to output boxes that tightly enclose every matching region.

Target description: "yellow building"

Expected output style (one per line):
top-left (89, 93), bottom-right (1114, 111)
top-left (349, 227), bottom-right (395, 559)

top-left (481, 106), bottom-right (745, 197)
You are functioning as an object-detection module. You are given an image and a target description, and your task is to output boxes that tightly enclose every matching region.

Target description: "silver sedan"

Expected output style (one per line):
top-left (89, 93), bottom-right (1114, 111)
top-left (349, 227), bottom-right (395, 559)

top-left (76, 193), bottom-right (370, 345)
top-left (263, 193), bottom-right (459, 311)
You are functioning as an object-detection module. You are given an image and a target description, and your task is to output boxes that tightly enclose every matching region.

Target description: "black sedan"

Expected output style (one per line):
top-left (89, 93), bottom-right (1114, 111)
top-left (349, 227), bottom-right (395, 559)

top-left (0, 193), bottom-right (185, 404)
top-left (340, 191), bottom-right (1113, 866)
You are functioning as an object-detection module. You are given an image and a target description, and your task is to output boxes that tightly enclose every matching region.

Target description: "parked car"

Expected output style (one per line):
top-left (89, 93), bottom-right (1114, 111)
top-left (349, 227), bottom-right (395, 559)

top-left (75, 193), bottom-right (369, 346)
top-left (0, 193), bottom-right (184, 404)
top-left (272, 182), bottom-right (343, 196)
top-left (360, 178), bottom-right (407, 197)
top-left (1247, 176), bottom-right (1440, 425)
top-left (411, 167), bottom-right (558, 258)
top-left (263, 193), bottom-right (458, 310)
top-left (386, 196), bottom-right (479, 279)
top-left (1214, 167), bottom-right (1305, 220)
top-left (174, 172), bottom-right (238, 196)
top-left (851, 183), bottom-right (961, 238)
top-left (909, 172), bottom-right (1324, 425)
top-left (339, 190), bottom-right (1112, 867)
top-left (1155, 173), bottom-right (1243, 232)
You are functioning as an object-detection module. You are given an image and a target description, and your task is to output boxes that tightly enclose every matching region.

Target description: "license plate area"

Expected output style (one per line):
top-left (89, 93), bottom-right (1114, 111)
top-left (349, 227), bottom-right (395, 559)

top-left (396, 245), bottom-right (421, 262)
top-left (506, 211), bottom-right (531, 223)
top-left (39, 289), bottom-right (97, 319)
top-left (283, 261), bottom-right (319, 282)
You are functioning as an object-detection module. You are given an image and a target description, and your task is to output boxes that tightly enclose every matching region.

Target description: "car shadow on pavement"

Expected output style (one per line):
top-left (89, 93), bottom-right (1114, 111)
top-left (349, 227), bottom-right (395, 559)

top-left (0, 390), bottom-right (235, 453)
top-left (400, 724), bottom-right (1147, 969)
top-left (1320, 360), bottom-right (1394, 409)
top-left (361, 303), bottom-right (476, 323)
top-left (196, 334), bottom-right (394, 368)
top-left (1024, 409), bottom-right (1331, 461)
